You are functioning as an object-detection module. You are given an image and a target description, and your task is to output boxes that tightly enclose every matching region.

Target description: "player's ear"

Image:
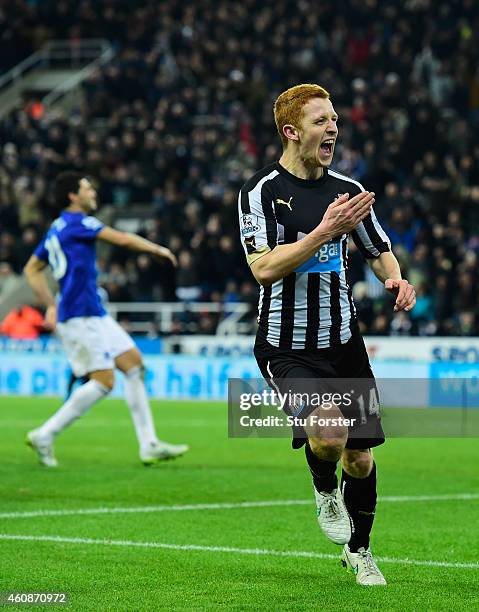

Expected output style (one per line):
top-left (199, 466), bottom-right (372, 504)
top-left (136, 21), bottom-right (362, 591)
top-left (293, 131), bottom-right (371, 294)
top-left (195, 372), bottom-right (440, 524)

top-left (282, 124), bottom-right (300, 143)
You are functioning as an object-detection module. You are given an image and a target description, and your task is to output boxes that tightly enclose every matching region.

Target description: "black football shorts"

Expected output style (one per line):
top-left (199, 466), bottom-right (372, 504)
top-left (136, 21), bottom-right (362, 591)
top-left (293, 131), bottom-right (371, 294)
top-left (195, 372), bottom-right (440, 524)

top-left (254, 331), bottom-right (385, 450)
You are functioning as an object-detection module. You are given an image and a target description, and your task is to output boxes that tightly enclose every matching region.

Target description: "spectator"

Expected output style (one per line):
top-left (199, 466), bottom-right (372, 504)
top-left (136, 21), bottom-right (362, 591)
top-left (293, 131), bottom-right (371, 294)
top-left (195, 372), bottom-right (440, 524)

top-left (0, 0), bottom-right (478, 336)
top-left (176, 250), bottom-right (201, 302)
top-left (409, 283), bottom-right (435, 334)
top-left (1, 305), bottom-right (45, 339)
top-left (0, 262), bottom-right (21, 298)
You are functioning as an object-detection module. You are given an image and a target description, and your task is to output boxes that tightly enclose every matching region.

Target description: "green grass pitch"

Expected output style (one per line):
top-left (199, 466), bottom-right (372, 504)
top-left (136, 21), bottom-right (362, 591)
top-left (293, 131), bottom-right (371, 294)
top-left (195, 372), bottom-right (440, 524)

top-left (1, 397), bottom-right (478, 611)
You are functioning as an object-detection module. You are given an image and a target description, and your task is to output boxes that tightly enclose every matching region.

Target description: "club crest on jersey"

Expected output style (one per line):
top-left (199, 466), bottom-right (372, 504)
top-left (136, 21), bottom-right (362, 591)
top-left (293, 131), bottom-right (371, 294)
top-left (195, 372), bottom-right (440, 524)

top-left (241, 214), bottom-right (260, 237)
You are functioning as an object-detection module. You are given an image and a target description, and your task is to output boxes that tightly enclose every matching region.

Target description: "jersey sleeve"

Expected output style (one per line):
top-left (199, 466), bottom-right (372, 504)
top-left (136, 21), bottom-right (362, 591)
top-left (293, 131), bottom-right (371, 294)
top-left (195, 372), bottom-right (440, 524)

top-left (238, 182), bottom-right (278, 266)
top-left (351, 207), bottom-right (391, 258)
top-left (76, 216), bottom-right (105, 240)
top-left (33, 237), bottom-right (48, 262)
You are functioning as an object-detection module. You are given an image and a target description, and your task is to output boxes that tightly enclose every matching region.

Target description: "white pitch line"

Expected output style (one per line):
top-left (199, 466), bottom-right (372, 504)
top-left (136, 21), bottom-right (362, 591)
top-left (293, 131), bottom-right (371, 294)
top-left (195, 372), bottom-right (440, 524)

top-left (379, 493), bottom-right (479, 502)
top-left (0, 500), bottom-right (308, 519)
top-left (0, 493), bottom-right (477, 520)
top-left (0, 534), bottom-right (477, 570)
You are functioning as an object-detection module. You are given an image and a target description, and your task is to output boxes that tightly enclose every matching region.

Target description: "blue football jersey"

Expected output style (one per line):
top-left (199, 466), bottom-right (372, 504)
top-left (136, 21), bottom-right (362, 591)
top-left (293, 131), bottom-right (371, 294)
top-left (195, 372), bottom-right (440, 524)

top-left (34, 211), bottom-right (107, 322)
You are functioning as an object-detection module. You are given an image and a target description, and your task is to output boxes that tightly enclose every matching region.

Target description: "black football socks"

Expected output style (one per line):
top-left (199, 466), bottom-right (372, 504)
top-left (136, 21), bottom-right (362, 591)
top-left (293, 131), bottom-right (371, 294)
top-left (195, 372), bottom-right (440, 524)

top-left (341, 462), bottom-right (377, 552)
top-left (305, 441), bottom-right (338, 493)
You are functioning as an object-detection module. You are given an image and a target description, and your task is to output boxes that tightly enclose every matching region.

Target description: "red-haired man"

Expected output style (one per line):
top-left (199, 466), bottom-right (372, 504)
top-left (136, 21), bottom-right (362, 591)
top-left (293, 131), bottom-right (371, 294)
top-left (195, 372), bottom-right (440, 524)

top-left (238, 84), bottom-right (415, 586)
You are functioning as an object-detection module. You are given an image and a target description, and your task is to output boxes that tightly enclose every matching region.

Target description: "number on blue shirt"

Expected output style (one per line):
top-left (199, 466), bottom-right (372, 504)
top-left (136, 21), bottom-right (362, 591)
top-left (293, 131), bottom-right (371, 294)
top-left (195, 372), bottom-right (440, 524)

top-left (45, 235), bottom-right (67, 280)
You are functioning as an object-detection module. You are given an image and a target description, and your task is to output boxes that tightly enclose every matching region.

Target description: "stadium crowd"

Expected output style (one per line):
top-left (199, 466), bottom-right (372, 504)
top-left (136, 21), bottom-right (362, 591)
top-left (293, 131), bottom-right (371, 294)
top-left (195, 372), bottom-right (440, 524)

top-left (1, 0), bottom-right (479, 336)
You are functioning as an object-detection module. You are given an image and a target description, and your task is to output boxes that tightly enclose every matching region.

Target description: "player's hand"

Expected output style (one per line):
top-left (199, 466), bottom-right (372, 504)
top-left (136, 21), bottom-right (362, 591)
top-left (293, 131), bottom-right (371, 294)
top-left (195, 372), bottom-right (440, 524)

top-left (154, 246), bottom-right (177, 267)
top-left (385, 279), bottom-right (416, 312)
top-left (319, 191), bottom-right (375, 237)
top-left (44, 305), bottom-right (57, 331)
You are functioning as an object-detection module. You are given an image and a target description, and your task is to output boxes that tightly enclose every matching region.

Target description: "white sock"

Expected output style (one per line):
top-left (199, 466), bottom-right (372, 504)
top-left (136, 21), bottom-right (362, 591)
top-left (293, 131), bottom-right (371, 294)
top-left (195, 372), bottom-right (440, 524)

top-left (36, 380), bottom-right (110, 442)
top-left (124, 366), bottom-right (158, 451)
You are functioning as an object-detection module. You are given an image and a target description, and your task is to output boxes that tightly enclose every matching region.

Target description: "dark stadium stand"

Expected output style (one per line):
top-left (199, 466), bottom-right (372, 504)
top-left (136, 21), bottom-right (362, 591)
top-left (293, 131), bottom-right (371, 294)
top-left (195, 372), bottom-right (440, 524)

top-left (1, 0), bottom-right (478, 336)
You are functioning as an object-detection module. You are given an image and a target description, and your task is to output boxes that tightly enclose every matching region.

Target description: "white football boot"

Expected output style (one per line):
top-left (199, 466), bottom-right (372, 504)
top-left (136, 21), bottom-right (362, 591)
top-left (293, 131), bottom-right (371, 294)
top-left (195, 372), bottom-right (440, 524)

top-left (140, 440), bottom-right (189, 465)
top-left (314, 486), bottom-right (351, 545)
top-left (341, 545), bottom-right (387, 585)
top-left (26, 430), bottom-right (58, 467)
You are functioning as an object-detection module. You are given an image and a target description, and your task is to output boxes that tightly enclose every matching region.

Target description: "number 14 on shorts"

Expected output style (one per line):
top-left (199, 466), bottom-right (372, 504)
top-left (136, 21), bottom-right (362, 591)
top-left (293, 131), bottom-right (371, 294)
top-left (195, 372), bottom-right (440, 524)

top-left (356, 387), bottom-right (380, 425)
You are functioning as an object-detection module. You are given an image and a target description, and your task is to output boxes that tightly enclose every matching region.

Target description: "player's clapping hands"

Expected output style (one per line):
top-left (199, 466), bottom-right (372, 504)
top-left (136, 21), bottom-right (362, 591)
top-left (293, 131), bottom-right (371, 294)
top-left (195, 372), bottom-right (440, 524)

top-left (385, 279), bottom-right (416, 312)
top-left (320, 191), bottom-right (375, 236)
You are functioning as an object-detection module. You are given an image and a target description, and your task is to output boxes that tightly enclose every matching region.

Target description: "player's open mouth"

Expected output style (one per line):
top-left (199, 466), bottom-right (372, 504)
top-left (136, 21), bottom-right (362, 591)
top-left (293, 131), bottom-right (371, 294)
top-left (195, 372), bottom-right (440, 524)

top-left (320, 139), bottom-right (335, 156)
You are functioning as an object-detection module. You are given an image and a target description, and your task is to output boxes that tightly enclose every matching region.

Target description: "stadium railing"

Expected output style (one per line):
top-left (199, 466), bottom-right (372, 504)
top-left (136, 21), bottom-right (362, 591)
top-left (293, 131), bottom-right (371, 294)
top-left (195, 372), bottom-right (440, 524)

top-left (0, 39), bottom-right (114, 118)
top-left (107, 302), bottom-right (254, 335)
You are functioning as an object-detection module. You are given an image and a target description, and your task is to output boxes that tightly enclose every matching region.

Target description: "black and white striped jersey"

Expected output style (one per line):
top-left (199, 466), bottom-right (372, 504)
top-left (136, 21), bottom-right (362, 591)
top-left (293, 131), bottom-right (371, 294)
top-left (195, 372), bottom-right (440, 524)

top-left (238, 162), bottom-right (391, 350)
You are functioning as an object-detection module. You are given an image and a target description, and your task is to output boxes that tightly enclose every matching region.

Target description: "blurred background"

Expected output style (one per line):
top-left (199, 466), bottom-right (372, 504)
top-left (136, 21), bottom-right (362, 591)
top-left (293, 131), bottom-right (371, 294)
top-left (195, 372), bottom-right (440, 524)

top-left (1, 0), bottom-right (478, 399)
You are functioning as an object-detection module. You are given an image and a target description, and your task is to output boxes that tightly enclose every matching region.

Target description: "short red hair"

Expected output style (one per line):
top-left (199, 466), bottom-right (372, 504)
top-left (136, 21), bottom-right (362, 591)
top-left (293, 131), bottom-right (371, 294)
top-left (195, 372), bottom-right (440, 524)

top-left (273, 83), bottom-right (330, 148)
